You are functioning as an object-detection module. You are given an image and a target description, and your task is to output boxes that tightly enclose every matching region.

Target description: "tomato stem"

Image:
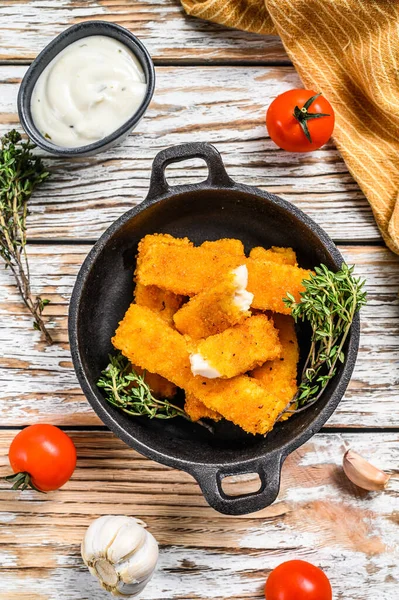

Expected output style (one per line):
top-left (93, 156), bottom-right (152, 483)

top-left (3, 471), bottom-right (44, 493)
top-left (293, 93), bottom-right (330, 143)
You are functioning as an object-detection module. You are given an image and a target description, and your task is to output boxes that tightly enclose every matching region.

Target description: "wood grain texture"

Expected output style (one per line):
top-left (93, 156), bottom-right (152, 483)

top-left (0, 65), bottom-right (380, 243)
top-left (0, 430), bottom-right (397, 599)
top-left (1, 9), bottom-right (397, 600)
top-left (0, 244), bottom-right (398, 427)
top-left (0, 0), bottom-right (287, 63)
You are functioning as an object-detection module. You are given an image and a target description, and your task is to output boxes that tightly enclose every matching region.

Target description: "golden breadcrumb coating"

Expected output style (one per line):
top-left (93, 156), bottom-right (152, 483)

top-left (133, 240), bottom-right (187, 395)
top-left (112, 304), bottom-right (287, 435)
top-left (134, 283), bottom-right (185, 325)
top-left (250, 246), bottom-right (297, 266)
top-left (136, 238), bottom-right (244, 295)
top-left (201, 238), bottom-right (245, 255)
top-left (247, 259), bottom-right (310, 314)
top-left (135, 234), bottom-right (193, 283)
top-left (113, 304), bottom-right (192, 384)
top-left (173, 268), bottom-right (249, 339)
top-left (136, 235), bottom-right (243, 277)
top-left (191, 375), bottom-right (287, 435)
top-left (131, 364), bottom-right (177, 399)
top-left (251, 314), bottom-right (299, 420)
top-left (136, 236), bottom-right (310, 313)
top-left (184, 393), bottom-right (222, 422)
top-left (195, 315), bottom-right (282, 378)
top-left (137, 233), bottom-right (192, 262)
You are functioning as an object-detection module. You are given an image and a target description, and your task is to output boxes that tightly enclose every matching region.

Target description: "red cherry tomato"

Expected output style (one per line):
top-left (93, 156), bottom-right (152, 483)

top-left (266, 89), bottom-right (335, 152)
top-left (8, 424), bottom-right (77, 492)
top-left (265, 560), bottom-right (332, 600)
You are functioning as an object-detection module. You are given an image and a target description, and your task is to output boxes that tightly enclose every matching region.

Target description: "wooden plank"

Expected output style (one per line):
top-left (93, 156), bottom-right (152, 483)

top-left (0, 430), bottom-right (397, 599)
top-left (0, 244), bottom-right (398, 427)
top-left (0, 0), bottom-right (287, 63)
top-left (0, 65), bottom-right (379, 243)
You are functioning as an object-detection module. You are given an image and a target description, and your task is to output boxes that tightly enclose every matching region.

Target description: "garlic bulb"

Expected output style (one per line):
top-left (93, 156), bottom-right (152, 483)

top-left (81, 515), bottom-right (158, 597)
top-left (343, 449), bottom-right (391, 491)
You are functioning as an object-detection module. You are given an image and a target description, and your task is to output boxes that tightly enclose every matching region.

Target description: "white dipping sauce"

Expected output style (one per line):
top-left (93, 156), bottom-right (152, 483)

top-left (31, 35), bottom-right (147, 147)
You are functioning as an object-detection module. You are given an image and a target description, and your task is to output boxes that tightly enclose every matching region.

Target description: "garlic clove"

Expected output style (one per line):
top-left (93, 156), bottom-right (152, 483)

top-left (107, 520), bottom-right (147, 565)
top-left (94, 558), bottom-right (119, 589)
top-left (117, 576), bottom-right (153, 598)
top-left (116, 531), bottom-right (159, 585)
top-left (343, 449), bottom-right (391, 491)
top-left (82, 515), bottom-right (127, 564)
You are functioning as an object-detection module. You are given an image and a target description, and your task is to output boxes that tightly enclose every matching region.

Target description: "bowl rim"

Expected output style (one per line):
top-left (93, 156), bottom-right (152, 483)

top-left (68, 176), bottom-right (360, 474)
top-left (17, 20), bottom-right (155, 156)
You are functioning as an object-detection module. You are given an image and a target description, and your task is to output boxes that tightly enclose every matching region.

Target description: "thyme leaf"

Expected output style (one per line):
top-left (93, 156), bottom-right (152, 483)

top-left (0, 130), bottom-right (52, 344)
top-left (279, 263), bottom-right (367, 418)
top-left (97, 353), bottom-right (188, 419)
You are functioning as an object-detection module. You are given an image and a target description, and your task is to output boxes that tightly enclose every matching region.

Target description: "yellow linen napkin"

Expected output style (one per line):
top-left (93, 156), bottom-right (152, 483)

top-left (181, 0), bottom-right (399, 254)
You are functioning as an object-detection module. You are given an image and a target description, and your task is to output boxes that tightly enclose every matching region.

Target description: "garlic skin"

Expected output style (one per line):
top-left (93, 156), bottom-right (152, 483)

top-left (343, 449), bottom-right (391, 491)
top-left (81, 515), bottom-right (158, 597)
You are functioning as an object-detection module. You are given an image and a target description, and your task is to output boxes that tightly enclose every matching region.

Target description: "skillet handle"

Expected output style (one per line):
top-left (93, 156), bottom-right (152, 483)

top-left (145, 142), bottom-right (233, 201)
top-left (190, 456), bottom-right (282, 515)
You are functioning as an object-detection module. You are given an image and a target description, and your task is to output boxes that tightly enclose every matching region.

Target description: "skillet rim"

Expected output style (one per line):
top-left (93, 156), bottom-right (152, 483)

top-left (68, 178), bottom-right (360, 473)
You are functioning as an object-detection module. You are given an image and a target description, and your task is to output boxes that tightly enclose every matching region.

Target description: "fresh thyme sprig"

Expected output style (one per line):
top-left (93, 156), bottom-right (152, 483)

top-left (97, 353), bottom-right (188, 419)
top-left (0, 130), bottom-right (52, 344)
top-left (280, 263), bottom-right (367, 417)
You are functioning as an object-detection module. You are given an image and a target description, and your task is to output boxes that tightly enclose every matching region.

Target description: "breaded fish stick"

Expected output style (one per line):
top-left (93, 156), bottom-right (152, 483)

top-left (138, 235), bottom-right (244, 256)
top-left (247, 259), bottom-right (310, 314)
top-left (113, 304), bottom-right (191, 384)
top-left (190, 375), bottom-right (287, 435)
top-left (190, 314), bottom-right (281, 379)
top-left (184, 393), bottom-right (222, 422)
top-left (136, 240), bottom-right (310, 311)
top-left (112, 304), bottom-right (286, 435)
top-left (201, 238), bottom-right (244, 255)
top-left (250, 246), bottom-right (297, 266)
top-left (251, 314), bottom-right (299, 419)
top-left (134, 283), bottom-right (184, 325)
top-left (137, 234), bottom-right (243, 273)
top-left (134, 240), bottom-right (185, 393)
top-left (173, 265), bottom-right (252, 339)
top-left (136, 237), bottom-right (245, 295)
top-left (136, 233), bottom-right (192, 265)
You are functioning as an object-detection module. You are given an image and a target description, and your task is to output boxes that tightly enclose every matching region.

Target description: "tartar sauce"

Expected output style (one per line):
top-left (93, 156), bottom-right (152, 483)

top-left (31, 36), bottom-right (147, 148)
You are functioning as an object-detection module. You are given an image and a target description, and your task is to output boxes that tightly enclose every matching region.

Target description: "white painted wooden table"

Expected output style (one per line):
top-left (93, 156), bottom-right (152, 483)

top-left (0, 2), bottom-right (398, 599)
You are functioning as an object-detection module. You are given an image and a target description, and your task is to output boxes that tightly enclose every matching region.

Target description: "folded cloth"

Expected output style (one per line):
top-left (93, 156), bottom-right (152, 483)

top-left (181, 0), bottom-right (399, 255)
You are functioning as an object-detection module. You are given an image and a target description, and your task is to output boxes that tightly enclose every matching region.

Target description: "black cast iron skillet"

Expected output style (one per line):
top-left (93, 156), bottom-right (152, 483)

top-left (69, 142), bottom-right (359, 515)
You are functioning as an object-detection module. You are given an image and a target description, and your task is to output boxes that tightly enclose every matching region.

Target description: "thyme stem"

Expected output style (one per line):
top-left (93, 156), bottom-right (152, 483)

top-left (97, 353), bottom-right (189, 420)
top-left (0, 130), bottom-right (52, 344)
top-left (278, 263), bottom-right (367, 418)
